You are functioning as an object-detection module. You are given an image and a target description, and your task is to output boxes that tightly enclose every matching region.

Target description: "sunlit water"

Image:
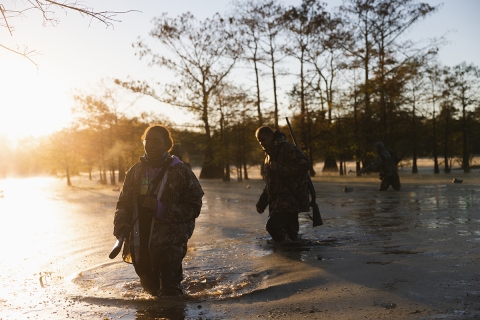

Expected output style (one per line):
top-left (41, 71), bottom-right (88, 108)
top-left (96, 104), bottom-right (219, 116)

top-left (1, 173), bottom-right (480, 319)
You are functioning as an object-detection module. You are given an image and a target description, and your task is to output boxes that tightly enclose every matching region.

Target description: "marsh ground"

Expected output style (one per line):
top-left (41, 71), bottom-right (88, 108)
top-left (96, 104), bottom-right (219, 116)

top-left (0, 165), bottom-right (479, 319)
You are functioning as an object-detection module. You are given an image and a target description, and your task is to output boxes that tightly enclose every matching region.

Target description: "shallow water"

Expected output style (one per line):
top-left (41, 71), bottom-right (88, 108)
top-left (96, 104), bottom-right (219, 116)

top-left (1, 174), bottom-right (480, 319)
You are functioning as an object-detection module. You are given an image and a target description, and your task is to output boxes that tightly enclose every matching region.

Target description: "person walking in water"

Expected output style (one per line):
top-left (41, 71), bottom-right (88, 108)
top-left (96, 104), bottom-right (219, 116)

top-left (255, 126), bottom-right (310, 243)
top-left (359, 142), bottom-right (401, 191)
top-left (113, 124), bottom-right (204, 297)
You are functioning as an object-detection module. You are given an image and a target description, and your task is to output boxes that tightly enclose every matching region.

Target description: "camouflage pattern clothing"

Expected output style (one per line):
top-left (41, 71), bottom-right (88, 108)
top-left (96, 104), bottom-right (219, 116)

top-left (256, 130), bottom-right (310, 242)
top-left (361, 143), bottom-right (401, 191)
top-left (113, 154), bottom-right (204, 295)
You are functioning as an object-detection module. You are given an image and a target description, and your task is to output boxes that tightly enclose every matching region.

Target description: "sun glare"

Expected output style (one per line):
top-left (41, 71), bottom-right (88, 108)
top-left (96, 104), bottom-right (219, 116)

top-left (0, 57), bottom-right (73, 144)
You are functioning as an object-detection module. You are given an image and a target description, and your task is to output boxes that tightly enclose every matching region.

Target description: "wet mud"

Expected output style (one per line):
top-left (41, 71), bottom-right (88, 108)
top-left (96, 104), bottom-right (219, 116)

top-left (1, 172), bottom-right (480, 319)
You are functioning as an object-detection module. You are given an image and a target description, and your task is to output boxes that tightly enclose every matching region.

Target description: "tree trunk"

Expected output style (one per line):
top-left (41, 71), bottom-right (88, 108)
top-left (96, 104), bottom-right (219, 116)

top-left (307, 108), bottom-right (315, 177)
top-left (462, 98), bottom-right (470, 173)
top-left (199, 94), bottom-right (223, 179)
top-left (322, 154), bottom-right (338, 172)
top-left (224, 163), bottom-right (231, 181)
top-left (66, 165), bottom-right (72, 187)
top-left (118, 155), bottom-right (125, 182)
top-left (354, 76), bottom-right (361, 177)
top-left (236, 165), bottom-right (243, 182)
top-left (110, 160), bottom-right (116, 185)
top-left (432, 98), bottom-right (440, 174)
top-left (444, 106), bottom-right (450, 173)
top-left (254, 50), bottom-right (263, 127)
top-left (270, 36), bottom-right (279, 129)
top-left (412, 95), bottom-right (418, 174)
top-left (243, 157), bottom-right (249, 180)
top-left (200, 143), bottom-right (223, 179)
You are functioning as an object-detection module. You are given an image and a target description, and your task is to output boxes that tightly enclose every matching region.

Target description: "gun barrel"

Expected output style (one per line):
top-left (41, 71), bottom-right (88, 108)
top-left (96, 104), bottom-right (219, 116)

top-left (285, 117), bottom-right (323, 228)
top-left (312, 203), bottom-right (323, 227)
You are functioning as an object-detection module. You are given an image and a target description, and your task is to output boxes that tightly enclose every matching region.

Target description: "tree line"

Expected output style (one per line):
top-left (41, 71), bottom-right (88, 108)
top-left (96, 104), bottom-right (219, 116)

top-left (2, 0), bottom-right (479, 183)
top-left (116, 0), bottom-right (480, 178)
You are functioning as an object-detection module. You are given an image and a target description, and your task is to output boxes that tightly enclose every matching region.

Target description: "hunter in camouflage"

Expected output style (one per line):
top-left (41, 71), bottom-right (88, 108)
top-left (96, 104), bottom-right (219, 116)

top-left (359, 142), bottom-right (401, 191)
top-left (113, 124), bottom-right (204, 297)
top-left (255, 126), bottom-right (310, 243)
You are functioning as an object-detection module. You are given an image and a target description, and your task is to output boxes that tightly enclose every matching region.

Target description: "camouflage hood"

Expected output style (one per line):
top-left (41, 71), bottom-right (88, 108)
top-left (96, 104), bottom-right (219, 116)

top-left (270, 130), bottom-right (288, 158)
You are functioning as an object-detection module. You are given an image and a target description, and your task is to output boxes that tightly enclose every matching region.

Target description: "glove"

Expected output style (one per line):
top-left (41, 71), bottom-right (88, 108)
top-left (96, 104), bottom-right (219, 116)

top-left (256, 191), bottom-right (268, 214)
top-left (113, 210), bottom-right (129, 237)
top-left (256, 205), bottom-right (264, 214)
top-left (256, 201), bottom-right (267, 214)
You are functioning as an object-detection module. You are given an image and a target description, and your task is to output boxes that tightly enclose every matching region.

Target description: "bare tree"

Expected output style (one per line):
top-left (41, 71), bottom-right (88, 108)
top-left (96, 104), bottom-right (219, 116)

top-left (342, 0), bottom-right (439, 170)
top-left (252, 0), bottom-right (286, 129)
top-left (283, 0), bottom-right (332, 176)
top-left (46, 126), bottom-right (79, 186)
top-left (231, 0), bottom-right (268, 126)
top-left (369, 0), bottom-right (438, 143)
top-left (341, 0), bottom-right (377, 167)
top-left (1, 1), bottom-right (133, 67)
top-left (404, 61), bottom-right (424, 174)
top-left (212, 83), bottom-right (253, 181)
top-left (73, 94), bottom-right (116, 184)
top-left (117, 12), bottom-right (241, 179)
top-left (444, 63), bottom-right (480, 173)
top-left (425, 62), bottom-right (442, 174)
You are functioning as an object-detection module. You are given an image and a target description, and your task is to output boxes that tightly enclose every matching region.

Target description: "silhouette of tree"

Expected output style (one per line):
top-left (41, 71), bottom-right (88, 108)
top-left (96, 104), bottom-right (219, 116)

top-left (231, 0), bottom-right (269, 126)
top-left (117, 12), bottom-right (241, 179)
top-left (1, 1), bottom-right (133, 67)
top-left (425, 62), bottom-right (442, 174)
top-left (243, 0), bottom-right (286, 129)
top-left (283, 0), bottom-right (333, 176)
top-left (444, 63), bottom-right (480, 173)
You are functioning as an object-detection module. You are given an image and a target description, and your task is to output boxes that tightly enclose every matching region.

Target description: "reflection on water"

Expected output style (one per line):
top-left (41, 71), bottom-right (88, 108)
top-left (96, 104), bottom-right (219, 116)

top-left (2, 176), bottom-right (480, 319)
top-left (341, 182), bottom-right (480, 237)
top-left (135, 305), bottom-right (187, 320)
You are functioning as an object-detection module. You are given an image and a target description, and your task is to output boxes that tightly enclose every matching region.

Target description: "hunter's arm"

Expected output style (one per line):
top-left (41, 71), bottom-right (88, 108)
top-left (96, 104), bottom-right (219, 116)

top-left (256, 187), bottom-right (269, 213)
top-left (360, 156), bottom-right (381, 173)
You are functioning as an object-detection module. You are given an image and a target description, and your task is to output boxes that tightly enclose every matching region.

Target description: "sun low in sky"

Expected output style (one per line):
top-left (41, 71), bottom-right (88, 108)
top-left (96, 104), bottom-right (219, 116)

top-left (1, 0), bottom-right (479, 147)
top-left (0, 57), bottom-right (72, 143)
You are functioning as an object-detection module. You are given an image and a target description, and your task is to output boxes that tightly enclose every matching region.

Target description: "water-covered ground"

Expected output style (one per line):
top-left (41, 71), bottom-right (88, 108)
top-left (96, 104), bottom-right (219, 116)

top-left (0, 171), bottom-right (480, 319)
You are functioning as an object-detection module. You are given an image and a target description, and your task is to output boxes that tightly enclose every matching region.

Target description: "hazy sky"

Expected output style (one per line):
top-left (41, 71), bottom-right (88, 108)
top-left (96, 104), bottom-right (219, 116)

top-left (1, 0), bottom-right (479, 142)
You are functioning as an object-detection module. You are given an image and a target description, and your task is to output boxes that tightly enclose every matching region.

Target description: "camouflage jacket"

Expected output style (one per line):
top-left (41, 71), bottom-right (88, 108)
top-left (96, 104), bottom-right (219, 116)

top-left (114, 155), bottom-right (204, 264)
top-left (363, 149), bottom-right (399, 178)
top-left (256, 131), bottom-right (310, 215)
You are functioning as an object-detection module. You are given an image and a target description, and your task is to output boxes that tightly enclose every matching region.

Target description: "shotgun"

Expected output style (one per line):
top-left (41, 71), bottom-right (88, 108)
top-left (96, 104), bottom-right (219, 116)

top-left (285, 117), bottom-right (323, 227)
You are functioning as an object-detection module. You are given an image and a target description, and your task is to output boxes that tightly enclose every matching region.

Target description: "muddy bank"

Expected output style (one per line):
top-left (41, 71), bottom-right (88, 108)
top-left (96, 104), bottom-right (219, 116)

top-left (1, 172), bottom-right (480, 319)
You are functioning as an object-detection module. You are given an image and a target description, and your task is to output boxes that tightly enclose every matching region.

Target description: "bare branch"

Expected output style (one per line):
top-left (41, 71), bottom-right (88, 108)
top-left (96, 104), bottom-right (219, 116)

top-left (1, 1), bottom-right (137, 66)
top-left (0, 5), bottom-right (13, 36)
top-left (0, 43), bottom-right (39, 69)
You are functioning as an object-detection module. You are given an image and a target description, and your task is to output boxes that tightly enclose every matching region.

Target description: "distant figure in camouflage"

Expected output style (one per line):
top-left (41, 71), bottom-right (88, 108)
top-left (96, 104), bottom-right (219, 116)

top-left (255, 126), bottom-right (310, 243)
top-left (359, 142), bottom-right (401, 191)
top-left (113, 124), bottom-right (204, 297)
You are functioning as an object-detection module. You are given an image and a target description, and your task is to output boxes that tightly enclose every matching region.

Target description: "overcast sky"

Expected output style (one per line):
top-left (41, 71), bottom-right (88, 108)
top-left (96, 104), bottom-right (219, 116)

top-left (1, 0), bottom-right (479, 142)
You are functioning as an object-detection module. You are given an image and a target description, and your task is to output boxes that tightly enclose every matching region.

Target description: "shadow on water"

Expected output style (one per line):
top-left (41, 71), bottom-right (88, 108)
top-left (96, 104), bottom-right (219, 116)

top-left (76, 296), bottom-right (210, 320)
top-left (263, 237), bottom-right (344, 262)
